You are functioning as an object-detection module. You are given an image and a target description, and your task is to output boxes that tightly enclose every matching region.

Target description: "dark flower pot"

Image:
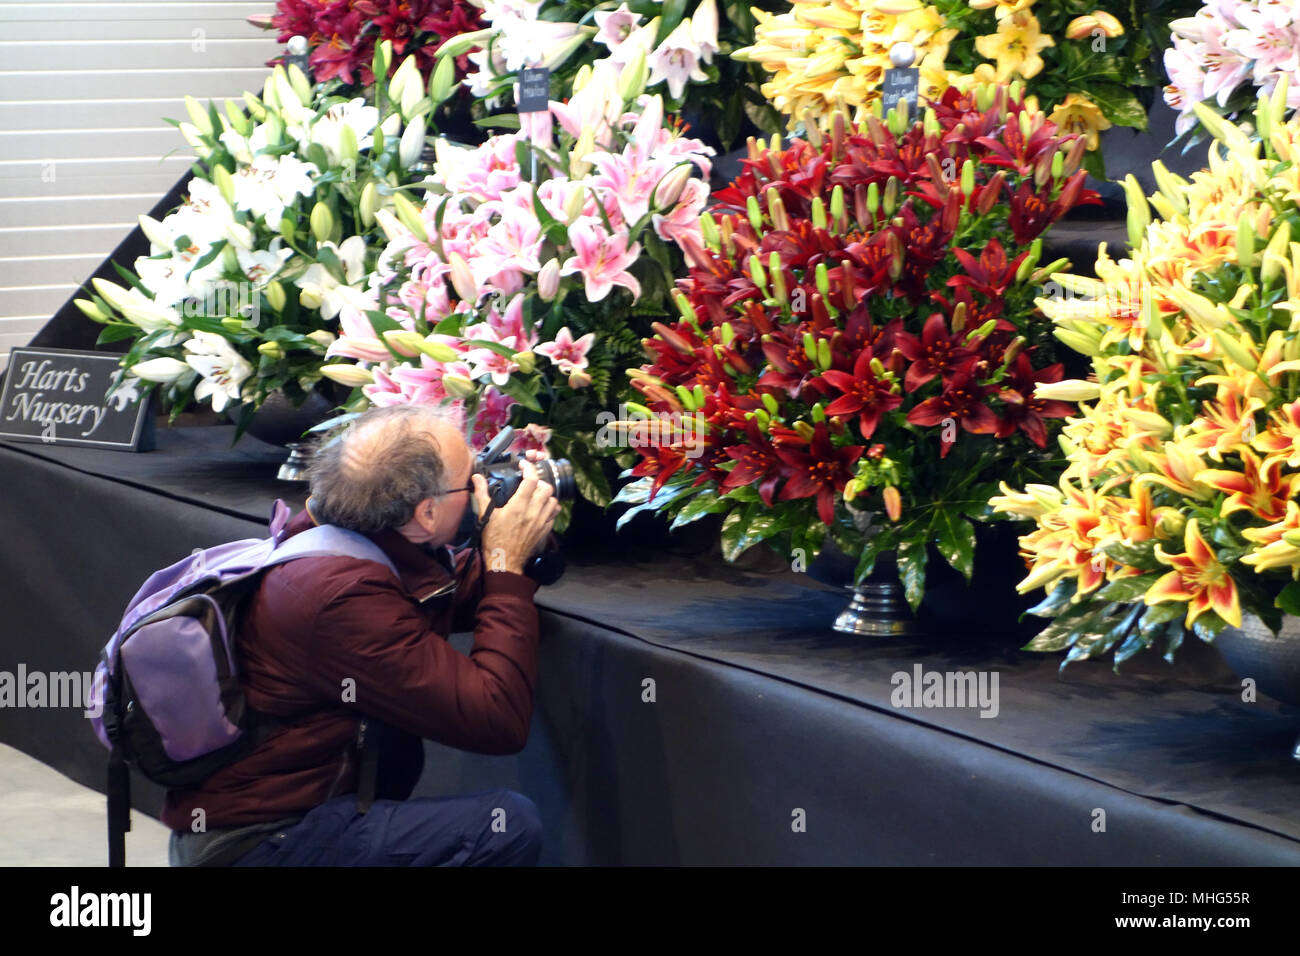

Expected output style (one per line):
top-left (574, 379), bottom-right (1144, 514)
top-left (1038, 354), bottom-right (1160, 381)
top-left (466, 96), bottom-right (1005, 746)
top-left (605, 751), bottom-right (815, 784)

top-left (1213, 615), bottom-right (1300, 709)
top-left (226, 387), bottom-right (341, 447)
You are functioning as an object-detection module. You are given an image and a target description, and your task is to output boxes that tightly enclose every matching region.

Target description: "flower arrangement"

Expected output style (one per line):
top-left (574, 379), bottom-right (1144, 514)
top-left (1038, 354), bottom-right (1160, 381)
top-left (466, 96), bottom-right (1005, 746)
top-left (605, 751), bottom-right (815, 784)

top-left (318, 53), bottom-right (715, 503)
top-left (735, 0), bottom-right (1197, 170)
top-left (261, 0), bottom-right (485, 88)
top-left (445, 0), bottom-right (784, 148)
top-left (74, 44), bottom-right (445, 428)
top-left (616, 84), bottom-right (1098, 607)
top-left (993, 82), bottom-right (1300, 666)
top-left (1163, 0), bottom-right (1300, 138)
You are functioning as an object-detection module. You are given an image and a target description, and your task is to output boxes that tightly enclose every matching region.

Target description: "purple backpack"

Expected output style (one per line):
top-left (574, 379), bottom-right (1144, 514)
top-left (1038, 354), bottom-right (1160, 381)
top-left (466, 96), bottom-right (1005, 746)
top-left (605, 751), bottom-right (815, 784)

top-left (88, 499), bottom-right (398, 864)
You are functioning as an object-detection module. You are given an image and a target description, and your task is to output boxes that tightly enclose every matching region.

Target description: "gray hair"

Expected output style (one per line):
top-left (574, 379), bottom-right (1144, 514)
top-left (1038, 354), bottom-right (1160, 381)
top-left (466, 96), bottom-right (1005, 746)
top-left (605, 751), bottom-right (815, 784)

top-left (306, 404), bottom-right (465, 534)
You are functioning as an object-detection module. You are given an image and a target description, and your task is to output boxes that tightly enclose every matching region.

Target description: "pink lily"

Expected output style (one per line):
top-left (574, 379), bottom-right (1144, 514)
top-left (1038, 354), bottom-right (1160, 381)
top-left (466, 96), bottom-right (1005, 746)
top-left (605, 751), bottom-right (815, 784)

top-left (560, 219), bottom-right (641, 302)
top-left (536, 325), bottom-right (595, 374)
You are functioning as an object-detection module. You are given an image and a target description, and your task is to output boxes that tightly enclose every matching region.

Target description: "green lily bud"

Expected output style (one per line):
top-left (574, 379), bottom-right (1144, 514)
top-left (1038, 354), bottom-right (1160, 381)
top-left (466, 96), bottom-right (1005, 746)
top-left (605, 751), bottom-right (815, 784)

top-left (512, 350), bottom-right (535, 374)
top-left (212, 164), bottom-right (235, 205)
top-left (242, 91), bottom-right (266, 122)
top-left (1018, 109), bottom-right (1032, 141)
top-left (221, 243), bottom-right (239, 273)
top-left (803, 332), bottom-right (817, 362)
top-left (1237, 217), bottom-right (1256, 269)
top-left (746, 195), bottom-right (763, 234)
top-left (392, 191), bottom-right (428, 241)
top-left (279, 213), bottom-right (296, 246)
top-left (1262, 221), bottom-right (1291, 284)
top-left (815, 262), bottom-right (830, 298)
top-left (883, 176), bottom-right (899, 216)
top-left (793, 420), bottom-right (815, 441)
top-left (617, 47), bottom-right (648, 102)
top-left (700, 212), bottom-right (720, 249)
top-left (720, 321), bottom-right (735, 347)
top-left (429, 53), bottom-right (455, 106)
top-left (1121, 174), bottom-right (1151, 247)
top-left (225, 99), bottom-right (252, 137)
top-left (761, 393), bottom-right (779, 415)
top-left (974, 83), bottom-right (995, 113)
top-left (749, 255), bottom-right (767, 295)
top-left (923, 107), bottom-right (939, 137)
top-left (338, 122), bottom-right (359, 167)
top-left (693, 384), bottom-right (705, 408)
top-left (258, 341), bottom-right (285, 360)
top-left (264, 280), bottom-right (286, 312)
top-left (310, 202), bottom-right (334, 243)
top-left (1015, 239), bottom-right (1042, 281)
top-left (675, 385), bottom-right (697, 410)
top-left (1051, 150), bottom-right (1063, 180)
top-left (221, 317), bottom-right (245, 332)
top-left (830, 184), bottom-right (845, 226)
top-left (960, 159), bottom-right (975, 196)
top-left (866, 182), bottom-right (879, 218)
top-left (674, 291), bottom-right (699, 325)
top-left (966, 318), bottom-right (997, 342)
top-left (73, 298), bottom-right (110, 322)
top-left (810, 402), bottom-right (826, 423)
top-left (359, 181), bottom-right (380, 228)
top-left (816, 338), bottom-right (831, 371)
top-left (1214, 330), bottom-right (1257, 370)
top-left (811, 196), bottom-right (827, 231)
top-left (184, 95), bottom-right (213, 136)
top-left (769, 252), bottom-right (787, 304)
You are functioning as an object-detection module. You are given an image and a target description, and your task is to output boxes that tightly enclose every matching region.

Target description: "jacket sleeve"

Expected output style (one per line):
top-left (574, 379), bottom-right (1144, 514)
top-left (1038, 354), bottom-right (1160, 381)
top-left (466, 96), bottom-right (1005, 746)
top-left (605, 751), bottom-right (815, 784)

top-left (279, 560), bottom-right (542, 754)
top-left (449, 533), bottom-right (561, 633)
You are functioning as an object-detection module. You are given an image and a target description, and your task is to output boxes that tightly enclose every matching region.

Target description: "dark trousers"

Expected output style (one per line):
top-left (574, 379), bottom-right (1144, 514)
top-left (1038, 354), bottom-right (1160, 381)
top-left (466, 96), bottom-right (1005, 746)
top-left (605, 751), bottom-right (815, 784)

top-left (232, 789), bottom-right (543, 866)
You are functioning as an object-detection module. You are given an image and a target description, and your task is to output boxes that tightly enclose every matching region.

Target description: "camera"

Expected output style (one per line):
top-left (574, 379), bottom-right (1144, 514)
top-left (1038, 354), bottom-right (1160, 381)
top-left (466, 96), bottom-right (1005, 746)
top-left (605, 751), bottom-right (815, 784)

top-left (474, 426), bottom-right (576, 506)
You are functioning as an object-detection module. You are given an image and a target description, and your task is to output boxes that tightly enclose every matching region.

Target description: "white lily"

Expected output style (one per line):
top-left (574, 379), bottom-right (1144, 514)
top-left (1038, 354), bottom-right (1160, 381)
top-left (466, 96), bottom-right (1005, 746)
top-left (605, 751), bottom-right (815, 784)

top-left (306, 97), bottom-right (379, 166)
top-left (231, 153), bottom-right (318, 225)
top-left (218, 122), bottom-right (270, 165)
top-left (647, 20), bottom-right (708, 99)
top-left (294, 236), bottom-right (374, 320)
top-left (92, 278), bottom-right (182, 332)
top-left (183, 331), bottom-right (254, 413)
top-left (692, 0), bottom-right (719, 64)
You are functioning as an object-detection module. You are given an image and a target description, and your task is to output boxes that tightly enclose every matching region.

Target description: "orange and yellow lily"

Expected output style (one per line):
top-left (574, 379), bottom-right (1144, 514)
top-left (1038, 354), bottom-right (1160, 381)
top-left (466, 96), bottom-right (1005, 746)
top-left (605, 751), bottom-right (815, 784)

top-left (1146, 519), bottom-right (1242, 628)
top-left (1196, 448), bottom-right (1300, 523)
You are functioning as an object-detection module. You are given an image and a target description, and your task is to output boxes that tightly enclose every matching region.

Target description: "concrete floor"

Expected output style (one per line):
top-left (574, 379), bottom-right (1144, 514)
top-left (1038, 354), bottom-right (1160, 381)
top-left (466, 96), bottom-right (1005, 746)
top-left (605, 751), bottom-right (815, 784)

top-left (0, 743), bottom-right (170, 866)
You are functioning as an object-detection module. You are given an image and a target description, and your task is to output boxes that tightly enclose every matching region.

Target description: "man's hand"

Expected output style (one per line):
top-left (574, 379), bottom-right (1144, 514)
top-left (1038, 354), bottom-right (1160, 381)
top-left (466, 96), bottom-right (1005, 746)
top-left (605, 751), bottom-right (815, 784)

top-left (473, 460), bottom-right (561, 575)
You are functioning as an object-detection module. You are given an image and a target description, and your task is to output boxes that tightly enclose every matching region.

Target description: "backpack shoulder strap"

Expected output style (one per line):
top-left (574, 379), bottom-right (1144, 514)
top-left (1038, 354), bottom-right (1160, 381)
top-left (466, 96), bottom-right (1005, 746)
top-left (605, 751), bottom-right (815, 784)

top-left (264, 525), bottom-right (400, 579)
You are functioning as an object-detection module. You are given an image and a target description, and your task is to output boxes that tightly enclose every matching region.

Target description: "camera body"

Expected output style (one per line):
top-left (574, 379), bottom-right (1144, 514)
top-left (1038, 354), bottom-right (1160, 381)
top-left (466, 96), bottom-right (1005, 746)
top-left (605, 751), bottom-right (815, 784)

top-left (472, 426), bottom-right (571, 585)
top-left (474, 426), bottom-right (576, 505)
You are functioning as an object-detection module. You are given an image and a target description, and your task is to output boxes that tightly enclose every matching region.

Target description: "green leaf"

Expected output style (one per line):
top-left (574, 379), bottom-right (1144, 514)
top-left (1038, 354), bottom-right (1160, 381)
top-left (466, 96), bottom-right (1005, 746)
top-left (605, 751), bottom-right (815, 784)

top-left (462, 339), bottom-right (518, 359)
top-left (1086, 82), bottom-right (1149, 130)
top-left (670, 489), bottom-right (727, 529)
top-left (1102, 539), bottom-right (1162, 572)
top-left (568, 443), bottom-right (612, 507)
top-left (1276, 581), bottom-right (1300, 617)
top-left (611, 476), bottom-right (653, 506)
top-left (931, 510), bottom-right (976, 582)
top-left (1092, 575), bottom-right (1156, 604)
top-left (720, 507), bottom-right (749, 562)
top-left (735, 511), bottom-right (791, 557)
top-left (896, 537), bottom-right (927, 611)
top-left (494, 375), bottom-right (543, 413)
top-left (1025, 580), bottom-right (1076, 619)
top-left (96, 324), bottom-right (140, 345)
top-left (474, 116), bottom-right (522, 132)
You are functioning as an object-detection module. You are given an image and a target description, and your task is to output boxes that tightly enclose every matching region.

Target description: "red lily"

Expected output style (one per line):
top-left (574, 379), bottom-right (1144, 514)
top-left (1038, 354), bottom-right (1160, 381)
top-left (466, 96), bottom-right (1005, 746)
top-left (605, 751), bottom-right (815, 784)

top-left (722, 420), bottom-right (783, 506)
top-left (895, 312), bottom-right (976, 392)
top-left (813, 349), bottom-right (904, 438)
top-left (773, 423), bottom-right (864, 526)
top-left (995, 355), bottom-right (1074, 447)
top-left (907, 358), bottom-right (1000, 455)
top-left (949, 238), bottom-right (1028, 300)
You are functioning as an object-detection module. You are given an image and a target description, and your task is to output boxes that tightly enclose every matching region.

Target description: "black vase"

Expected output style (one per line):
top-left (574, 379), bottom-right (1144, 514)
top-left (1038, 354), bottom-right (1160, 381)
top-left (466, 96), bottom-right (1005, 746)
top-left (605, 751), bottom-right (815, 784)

top-left (226, 387), bottom-right (341, 447)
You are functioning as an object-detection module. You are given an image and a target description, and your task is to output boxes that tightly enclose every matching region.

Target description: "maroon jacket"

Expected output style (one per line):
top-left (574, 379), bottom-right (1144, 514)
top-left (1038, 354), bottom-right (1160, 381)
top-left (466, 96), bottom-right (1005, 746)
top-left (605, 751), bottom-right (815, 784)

top-left (161, 507), bottom-right (540, 830)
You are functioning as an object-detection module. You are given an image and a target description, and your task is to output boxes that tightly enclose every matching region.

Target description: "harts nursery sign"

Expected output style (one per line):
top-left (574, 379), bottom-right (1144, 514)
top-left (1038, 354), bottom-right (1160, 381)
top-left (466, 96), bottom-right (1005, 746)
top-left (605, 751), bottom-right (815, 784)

top-left (0, 347), bottom-right (152, 450)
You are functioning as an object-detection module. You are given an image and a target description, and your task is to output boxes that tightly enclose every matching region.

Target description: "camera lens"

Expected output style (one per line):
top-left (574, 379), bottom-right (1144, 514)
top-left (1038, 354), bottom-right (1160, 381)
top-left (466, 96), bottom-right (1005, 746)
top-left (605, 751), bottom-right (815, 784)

top-left (538, 459), bottom-right (576, 502)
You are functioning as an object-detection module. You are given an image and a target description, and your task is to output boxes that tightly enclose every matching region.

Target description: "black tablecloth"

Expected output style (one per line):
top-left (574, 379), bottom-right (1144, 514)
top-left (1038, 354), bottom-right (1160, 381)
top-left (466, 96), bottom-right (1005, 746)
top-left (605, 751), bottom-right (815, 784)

top-left (3, 427), bottom-right (1299, 864)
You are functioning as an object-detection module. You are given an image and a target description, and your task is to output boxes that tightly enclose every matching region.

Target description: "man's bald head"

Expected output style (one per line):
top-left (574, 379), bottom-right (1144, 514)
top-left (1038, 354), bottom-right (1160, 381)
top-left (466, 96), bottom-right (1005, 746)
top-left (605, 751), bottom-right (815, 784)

top-left (307, 404), bottom-right (471, 535)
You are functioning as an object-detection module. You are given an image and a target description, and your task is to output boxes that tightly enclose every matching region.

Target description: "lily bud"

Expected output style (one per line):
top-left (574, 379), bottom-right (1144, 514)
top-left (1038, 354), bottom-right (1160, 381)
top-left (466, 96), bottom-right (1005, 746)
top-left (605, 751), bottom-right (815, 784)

top-left (321, 364), bottom-right (374, 387)
top-left (310, 202), bottom-right (334, 243)
top-left (1064, 15), bottom-right (1099, 40)
top-left (748, 255), bottom-right (767, 295)
top-left (537, 259), bottom-right (561, 301)
top-left (1237, 217), bottom-right (1257, 269)
top-left (1033, 379), bottom-right (1101, 402)
top-left (811, 196), bottom-right (827, 231)
top-left (568, 369), bottom-right (593, 389)
top-left (299, 288), bottom-right (324, 309)
top-left (830, 184), bottom-right (845, 230)
top-left (358, 181), bottom-right (380, 229)
top-left (960, 160), bottom-right (975, 196)
top-left (883, 486), bottom-right (902, 522)
top-left (184, 95), bottom-right (213, 136)
top-left (1262, 221), bottom-right (1292, 284)
top-left (242, 91), bottom-right (266, 122)
top-left (1091, 11), bottom-right (1123, 37)
top-left (442, 372), bottom-right (478, 399)
top-left (258, 341), bottom-right (285, 360)
top-left (883, 176), bottom-right (899, 216)
top-left (815, 262), bottom-right (830, 298)
top-left (866, 181), bottom-right (880, 218)
top-left (399, 116), bottom-right (427, 170)
top-left (212, 164), bottom-right (236, 206)
top-left (746, 195), bottom-right (763, 234)
top-left (305, 330), bottom-right (336, 350)
top-left (447, 252), bottom-right (477, 303)
top-left (382, 329), bottom-right (426, 357)
top-left (74, 298), bottom-right (111, 323)
top-left (700, 212), bottom-right (720, 249)
top-left (951, 300), bottom-right (967, 332)
top-left (673, 292), bottom-right (700, 325)
top-left (653, 164), bottom-right (693, 210)
top-left (429, 53), bottom-right (455, 106)
top-left (279, 213), bottom-right (297, 246)
top-left (129, 357), bottom-right (192, 383)
top-left (793, 420), bottom-right (815, 441)
top-left (617, 47), bottom-right (648, 102)
top-left (391, 191), bottom-right (428, 241)
top-left (264, 280), bottom-right (287, 312)
top-left (769, 252), bottom-right (787, 304)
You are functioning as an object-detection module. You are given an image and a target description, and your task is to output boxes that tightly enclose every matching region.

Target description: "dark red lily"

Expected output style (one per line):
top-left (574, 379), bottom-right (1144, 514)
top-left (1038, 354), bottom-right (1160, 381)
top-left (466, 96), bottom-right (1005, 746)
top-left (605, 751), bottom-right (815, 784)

top-left (773, 423), bottom-right (864, 526)
top-left (907, 358), bottom-right (1000, 456)
top-left (813, 349), bottom-right (903, 439)
top-left (895, 312), bottom-right (976, 392)
top-left (995, 354), bottom-right (1075, 447)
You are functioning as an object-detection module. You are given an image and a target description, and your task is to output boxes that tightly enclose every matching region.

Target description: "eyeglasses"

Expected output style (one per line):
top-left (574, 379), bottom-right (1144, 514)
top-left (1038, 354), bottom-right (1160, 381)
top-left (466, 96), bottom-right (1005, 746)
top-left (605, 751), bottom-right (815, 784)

top-left (428, 478), bottom-right (473, 498)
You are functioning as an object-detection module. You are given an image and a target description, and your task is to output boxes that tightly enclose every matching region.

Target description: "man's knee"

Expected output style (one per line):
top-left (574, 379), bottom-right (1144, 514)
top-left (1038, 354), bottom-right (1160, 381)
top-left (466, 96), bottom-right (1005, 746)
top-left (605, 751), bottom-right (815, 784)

top-left (474, 790), bottom-right (542, 866)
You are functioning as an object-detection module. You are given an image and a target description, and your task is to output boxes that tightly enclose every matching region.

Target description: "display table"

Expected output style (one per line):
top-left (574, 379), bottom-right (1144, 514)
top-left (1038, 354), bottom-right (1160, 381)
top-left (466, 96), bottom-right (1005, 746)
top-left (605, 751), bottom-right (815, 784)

top-left (2, 426), bottom-right (1299, 864)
